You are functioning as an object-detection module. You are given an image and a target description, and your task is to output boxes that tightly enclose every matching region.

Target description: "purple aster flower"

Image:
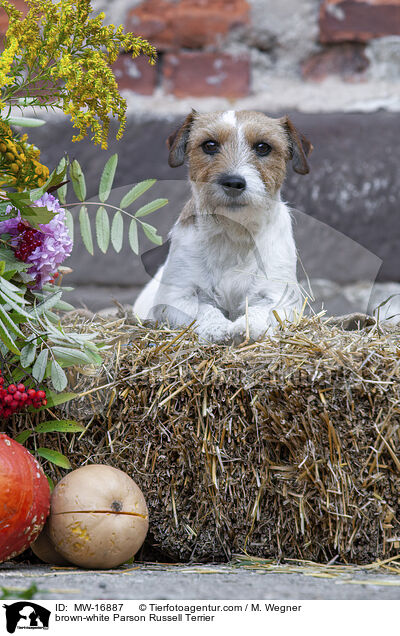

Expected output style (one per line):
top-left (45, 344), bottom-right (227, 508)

top-left (0, 194), bottom-right (73, 289)
top-left (0, 207), bottom-right (22, 236)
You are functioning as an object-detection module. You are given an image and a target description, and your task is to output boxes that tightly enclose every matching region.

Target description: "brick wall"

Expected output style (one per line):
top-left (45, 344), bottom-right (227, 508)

top-left (121, 0), bottom-right (251, 97)
top-left (2, 0), bottom-right (400, 96)
top-left (302, 0), bottom-right (400, 80)
top-left (111, 0), bottom-right (400, 96)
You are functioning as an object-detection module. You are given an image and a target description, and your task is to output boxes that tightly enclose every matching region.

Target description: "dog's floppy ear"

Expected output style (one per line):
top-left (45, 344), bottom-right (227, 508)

top-left (282, 116), bottom-right (313, 175)
top-left (167, 109), bottom-right (197, 168)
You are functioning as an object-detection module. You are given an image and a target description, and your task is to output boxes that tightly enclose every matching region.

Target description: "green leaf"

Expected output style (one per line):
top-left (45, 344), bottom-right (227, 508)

top-left (57, 157), bottom-right (66, 171)
top-left (15, 430), bottom-right (32, 444)
top-left (99, 153), bottom-right (118, 203)
top-left (36, 448), bottom-right (71, 469)
top-left (79, 205), bottom-right (93, 255)
top-left (141, 222), bottom-right (163, 245)
top-left (7, 311), bottom-right (26, 324)
top-left (5, 191), bottom-right (31, 206)
top-left (17, 97), bottom-right (36, 106)
top-left (0, 290), bottom-right (31, 320)
top-left (7, 116), bottom-right (46, 127)
top-left (28, 165), bottom-right (68, 203)
top-left (6, 193), bottom-right (55, 227)
top-left (95, 206), bottom-right (110, 253)
top-left (54, 330), bottom-right (98, 343)
top-left (45, 310), bottom-right (60, 323)
top-left (0, 247), bottom-right (18, 263)
top-left (50, 359), bottom-right (68, 391)
top-left (0, 304), bottom-right (24, 337)
top-left (35, 420), bottom-right (85, 434)
top-left (70, 159), bottom-right (86, 201)
top-left (40, 390), bottom-right (76, 408)
top-left (46, 475), bottom-right (55, 492)
top-left (0, 276), bottom-right (27, 296)
top-left (64, 209), bottom-right (74, 240)
top-left (22, 205), bottom-right (56, 227)
top-left (111, 210), bottom-right (123, 253)
top-left (52, 299), bottom-right (75, 312)
top-left (0, 584), bottom-right (39, 600)
top-left (83, 348), bottom-right (103, 365)
top-left (120, 179), bottom-right (156, 209)
top-left (57, 158), bottom-right (68, 204)
top-left (128, 218), bottom-right (139, 254)
top-left (0, 201), bottom-right (11, 216)
top-left (135, 198), bottom-right (168, 218)
top-left (32, 349), bottom-right (49, 382)
top-left (0, 248), bottom-right (28, 272)
top-left (51, 285), bottom-right (75, 292)
top-left (52, 346), bottom-right (99, 366)
top-left (2, 270), bottom-right (17, 280)
top-left (20, 341), bottom-right (37, 368)
top-left (0, 261), bottom-right (4, 277)
top-left (2, 261), bottom-right (27, 274)
top-left (0, 317), bottom-right (19, 354)
top-left (34, 290), bottom-right (63, 316)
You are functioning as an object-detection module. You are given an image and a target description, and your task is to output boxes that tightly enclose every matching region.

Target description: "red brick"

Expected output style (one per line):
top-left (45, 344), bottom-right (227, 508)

top-left (319, 0), bottom-right (400, 43)
top-left (127, 0), bottom-right (250, 51)
top-left (0, 0), bottom-right (28, 36)
top-left (163, 52), bottom-right (250, 98)
top-left (113, 54), bottom-right (157, 95)
top-left (301, 44), bottom-right (369, 81)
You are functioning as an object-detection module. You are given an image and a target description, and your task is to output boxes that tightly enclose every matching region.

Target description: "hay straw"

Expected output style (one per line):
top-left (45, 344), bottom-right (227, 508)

top-left (7, 309), bottom-right (400, 563)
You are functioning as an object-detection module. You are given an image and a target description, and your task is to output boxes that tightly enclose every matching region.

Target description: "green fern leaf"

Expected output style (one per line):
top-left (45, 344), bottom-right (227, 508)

top-left (111, 211), bottom-right (123, 253)
top-left (79, 206), bottom-right (93, 255)
top-left (120, 179), bottom-right (156, 208)
top-left (99, 154), bottom-right (118, 203)
top-left (96, 206), bottom-right (110, 253)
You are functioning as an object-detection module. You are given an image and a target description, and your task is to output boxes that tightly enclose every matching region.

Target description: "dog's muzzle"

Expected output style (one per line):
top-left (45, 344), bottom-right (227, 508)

top-left (218, 173), bottom-right (247, 198)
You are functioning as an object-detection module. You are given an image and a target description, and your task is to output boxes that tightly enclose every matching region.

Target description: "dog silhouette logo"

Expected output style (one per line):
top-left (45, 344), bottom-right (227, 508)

top-left (3, 602), bottom-right (50, 633)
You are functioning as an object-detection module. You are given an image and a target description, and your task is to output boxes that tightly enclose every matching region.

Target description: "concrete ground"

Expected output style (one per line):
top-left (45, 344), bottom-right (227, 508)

top-left (1, 563), bottom-right (400, 600)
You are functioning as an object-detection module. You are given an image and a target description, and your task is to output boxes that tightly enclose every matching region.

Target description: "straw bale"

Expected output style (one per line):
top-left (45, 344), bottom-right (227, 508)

top-left (7, 311), bottom-right (400, 563)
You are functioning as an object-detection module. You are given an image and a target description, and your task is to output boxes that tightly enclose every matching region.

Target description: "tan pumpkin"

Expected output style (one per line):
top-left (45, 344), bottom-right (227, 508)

top-left (48, 464), bottom-right (149, 568)
top-left (31, 521), bottom-right (71, 566)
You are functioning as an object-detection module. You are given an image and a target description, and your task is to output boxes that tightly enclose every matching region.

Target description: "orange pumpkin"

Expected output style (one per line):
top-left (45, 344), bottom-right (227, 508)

top-left (0, 433), bottom-right (50, 562)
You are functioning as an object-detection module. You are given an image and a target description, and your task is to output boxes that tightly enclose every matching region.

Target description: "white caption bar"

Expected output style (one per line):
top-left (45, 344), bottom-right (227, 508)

top-left (1, 599), bottom-right (398, 635)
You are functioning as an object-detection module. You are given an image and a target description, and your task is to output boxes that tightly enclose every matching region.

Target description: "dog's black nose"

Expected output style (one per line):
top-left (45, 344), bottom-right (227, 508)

top-left (218, 174), bottom-right (246, 197)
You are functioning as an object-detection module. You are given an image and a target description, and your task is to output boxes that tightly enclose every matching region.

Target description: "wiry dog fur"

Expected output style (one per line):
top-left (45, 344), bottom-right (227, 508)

top-left (133, 109), bottom-right (313, 343)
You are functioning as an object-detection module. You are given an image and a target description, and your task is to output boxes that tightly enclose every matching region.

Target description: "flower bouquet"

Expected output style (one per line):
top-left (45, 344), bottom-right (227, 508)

top-left (0, 0), bottom-right (163, 468)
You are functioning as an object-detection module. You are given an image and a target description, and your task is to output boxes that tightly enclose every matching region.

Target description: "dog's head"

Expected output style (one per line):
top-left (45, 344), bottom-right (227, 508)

top-left (167, 109), bottom-right (313, 216)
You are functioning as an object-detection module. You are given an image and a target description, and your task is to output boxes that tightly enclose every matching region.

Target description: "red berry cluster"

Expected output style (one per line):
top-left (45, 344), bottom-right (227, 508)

top-left (14, 221), bottom-right (42, 262)
top-left (0, 371), bottom-right (47, 419)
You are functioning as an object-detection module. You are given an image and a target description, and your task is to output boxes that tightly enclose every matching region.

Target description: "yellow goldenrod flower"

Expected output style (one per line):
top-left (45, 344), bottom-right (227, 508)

top-left (0, 0), bottom-right (156, 148)
top-left (0, 117), bottom-right (50, 190)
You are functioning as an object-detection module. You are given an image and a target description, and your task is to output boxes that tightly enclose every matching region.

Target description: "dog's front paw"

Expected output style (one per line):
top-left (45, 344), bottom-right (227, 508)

top-left (196, 320), bottom-right (232, 344)
top-left (229, 318), bottom-right (251, 345)
top-left (230, 316), bottom-right (271, 344)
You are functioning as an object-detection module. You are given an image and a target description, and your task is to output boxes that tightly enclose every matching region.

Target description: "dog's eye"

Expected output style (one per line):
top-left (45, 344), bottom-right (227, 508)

top-left (254, 142), bottom-right (272, 156)
top-left (201, 140), bottom-right (219, 155)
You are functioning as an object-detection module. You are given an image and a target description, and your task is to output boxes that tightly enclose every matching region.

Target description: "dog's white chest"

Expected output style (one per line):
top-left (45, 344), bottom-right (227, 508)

top-left (198, 234), bottom-right (260, 319)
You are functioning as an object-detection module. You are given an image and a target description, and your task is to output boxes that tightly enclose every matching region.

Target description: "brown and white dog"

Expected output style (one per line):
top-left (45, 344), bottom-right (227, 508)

top-left (133, 109), bottom-right (313, 343)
